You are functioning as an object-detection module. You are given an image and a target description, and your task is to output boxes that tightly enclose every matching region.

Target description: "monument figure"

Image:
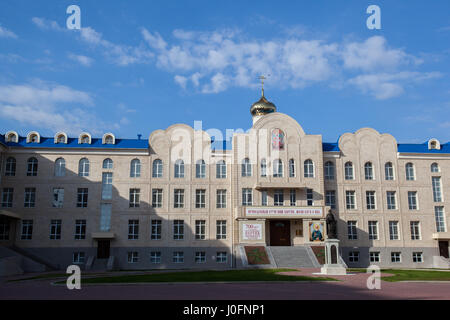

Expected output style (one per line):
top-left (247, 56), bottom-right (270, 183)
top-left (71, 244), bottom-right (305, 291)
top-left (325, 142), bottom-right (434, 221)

top-left (326, 210), bottom-right (337, 239)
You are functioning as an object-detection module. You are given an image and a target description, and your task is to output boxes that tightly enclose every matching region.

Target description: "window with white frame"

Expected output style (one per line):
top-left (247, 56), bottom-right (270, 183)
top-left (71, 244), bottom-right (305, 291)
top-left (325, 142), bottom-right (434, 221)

top-left (366, 191), bottom-right (376, 210)
top-left (196, 160), bottom-right (206, 178)
top-left (391, 252), bottom-right (401, 263)
top-left (290, 189), bottom-right (296, 206)
top-left (216, 220), bottom-right (227, 240)
top-left (289, 159), bottom-right (295, 177)
top-left (78, 158), bottom-right (89, 177)
top-left (151, 220), bottom-right (162, 240)
top-left (370, 252), bottom-right (380, 263)
top-left (241, 158), bottom-right (252, 177)
top-left (150, 251), bottom-right (161, 264)
top-left (152, 159), bottom-right (163, 178)
top-left (242, 188), bottom-right (252, 206)
top-left (1, 188), bottom-right (13, 208)
top-left (273, 159), bottom-right (283, 177)
top-left (127, 251), bottom-right (139, 263)
top-left (130, 159), bottom-right (141, 178)
top-left (216, 160), bottom-right (226, 178)
top-left (129, 188), bottom-right (140, 208)
top-left (385, 162), bottom-right (394, 180)
top-left (432, 177), bottom-right (443, 202)
top-left (174, 159), bottom-right (184, 178)
top-left (405, 163), bottom-right (415, 181)
top-left (216, 252), bottom-right (227, 263)
top-left (435, 206), bottom-right (446, 232)
top-left (195, 220), bottom-right (206, 240)
top-left (260, 159), bottom-right (267, 177)
top-left (27, 157), bottom-right (38, 176)
top-left (410, 221), bottom-right (421, 240)
top-left (173, 220), bottom-right (184, 240)
top-left (0, 218), bottom-right (10, 240)
top-left (386, 191), bottom-right (397, 210)
top-left (54, 158), bottom-right (66, 177)
top-left (347, 221), bottom-right (357, 240)
top-left (261, 190), bottom-right (268, 206)
top-left (52, 188), bottom-right (64, 208)
top-left (21, 220), bottom-right (33, 240)
top-left (49, 220), bottom-right (61, 240)
top-left (412, 252), bottom-right (423, 263)
top-left (216, 189), bottom-right (226, 209)
top-left (102, 173), bottom-right (113, 200)
top-left (306, 188), bottom-right (313, 206)
top-left (345, 191), bottom-right (356, 209)
top-left (174, 189), bottom-right (184, 208)
top-left (24, 188), bottom-right (36, 208)
top-left (368, 221), bottom-right (378, 240)
top-left (195, 189), bottom-right (206, 208)
top-left (5, 157), bottom-right (16, 176)
top-left (173, 251), bottom-right (184, 263)
top-left (274, 189), bottom-right (284, 206)
top-left (195, 252), bottom-right (206, 263)
top-left (389, 221), bottom-right (400, 240)
top-left (325, 190), bottom-right (336, 209)
top-left (74, 220), bottom-right (86, 240)
top-left (344, 162), bottom-right (354, 180)
top-left (100, 203), bottom-right (111, 231)
top-left (102, 158), bottom-right (113, 169)
top-left (304, 159), bottom-right (314, 178)
top-left (128, 220), bottom-right (139, 240)
top-left (408, 191), bottom-right (418, 210)
top-left (364, 162), bottom-right (374, 180)
top-left (431, 163), bottom-right (439, 173)
top-left (324, 161), bottom-right (335, 180)
top-left (348, 251), bottom-right (359, 262)
top-left (152, 189), bottom-right (163, 208)
top-left (73, 252), bottom-right (85, 264)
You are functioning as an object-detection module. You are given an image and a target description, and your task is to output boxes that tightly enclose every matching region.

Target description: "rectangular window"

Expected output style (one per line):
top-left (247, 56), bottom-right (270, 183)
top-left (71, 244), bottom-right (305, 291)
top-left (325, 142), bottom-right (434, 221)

top-left (195, 252), bottom-right (206, 263)
top-left (73, 252), bottom-right (85, 264)
top-left (195, 189), bottom-right (206, 208)
top-left (391, 252), bottom-right (401, 263)
top-left (173, 251), bottom-right (184, 263)
top-left (261, 190), bottom-right (268, 206)
top-left (216, 189), bottom-right (227, 209)
top-left (368, 221), bottom-right (378, 240)
top-left (101, 173), bottom-right (113, 200)
top-left (242, 188), bottom-right (252, 206)
top-left (127, 252), bottom-right (139, 263)
top-left (435, 206), bottom-right (447, 232)
top-left (76, 188), bottom-right (88, 208)
top-left (52, 188), bottom-right (64, 208)
top-left (306, 188), bottom-right (313, 206)
top-left (21, 220), bottom-right (33, 240)
top-left (385, 163), bottom-right (394, 180)
top-left (345, 191), bottom-right (356, 210)
top-left (49, 220), bottom-right (62, 240)
top-left (290, 189), bottom-right (296, 206)
top-left (174, 189), bottom-right (184, 208)
top-left (410, 221), bottom-right (421, 240)
top-left (216, 252), bottom-right (227, 263)
top-left (325, 190), bottom-right (336, 209)
top-left (0, 218), bottom-right (10, 240)
top-left (151, 220), bottom-right (162, 240)
top-left (24, 187), bottom-right (36, 208)
top-left (274, 189), bottom-right (284, 206)
top-left (128, 220), bottom-right (139, 240)
top-left (152, 189), bottom-right (163, 208)
top-left (100, 203), bottom-right (112, 231)
top-left (1, 188), bottom-right (13, 208)
top-left (173, 220), bottom-right (184, 240)
top-left (348, 251), bottom-right (359, 262)
top-left (195, 220), bottom-right (206, 240)
top-left (412, 252), bottom-right (423, 263)
top-left (129, 188), bottom-right (140, 208)
top-left (432, 177), bottom-right (443, 202)
top-left (389, 221), bottom-right (399, 240)
top-left (150, 251), bottom-right (161, 264)
top-left (386, 191), bottom-right (396, 210)
top-left (74, 220), bottom-right (86, 240)
top-left (216, 220), bottom-right (227, 240)
top-left (366, 191), bottom-right (376, 210)
top-left (408, 191), bottom-right (418, 210)
top-left (370, 252), bottom-right (380, 263)
top-left (347, 221), bottom-right (357, 240)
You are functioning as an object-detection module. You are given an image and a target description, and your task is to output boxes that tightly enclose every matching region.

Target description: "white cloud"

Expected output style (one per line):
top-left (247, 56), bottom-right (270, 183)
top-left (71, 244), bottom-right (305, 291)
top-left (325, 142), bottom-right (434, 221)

top-left (68, 53), bottom-right (94, 67)
top-left (31, 17), bottom-right (64, 31)
top-left (0, 25), bottom-right (17, 38)
top-left (174, 75), bottom-right (188, 89)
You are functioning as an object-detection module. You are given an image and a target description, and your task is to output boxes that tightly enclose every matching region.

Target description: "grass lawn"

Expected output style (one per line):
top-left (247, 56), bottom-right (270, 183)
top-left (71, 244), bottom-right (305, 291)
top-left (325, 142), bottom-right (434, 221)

top-left (63, 269), bottom-right (336, 284)
top-left (348, 268), bottom-right (450, 282)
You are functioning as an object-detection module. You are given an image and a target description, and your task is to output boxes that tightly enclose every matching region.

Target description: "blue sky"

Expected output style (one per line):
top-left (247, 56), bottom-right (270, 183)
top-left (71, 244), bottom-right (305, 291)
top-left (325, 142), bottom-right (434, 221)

top-left (0, 0), bottom-right (449, 143)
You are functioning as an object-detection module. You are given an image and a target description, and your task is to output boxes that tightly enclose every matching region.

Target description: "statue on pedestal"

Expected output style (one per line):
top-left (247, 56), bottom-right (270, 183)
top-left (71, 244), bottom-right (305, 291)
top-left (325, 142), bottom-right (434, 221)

top-left (326, 210), bottom-right (337, 239)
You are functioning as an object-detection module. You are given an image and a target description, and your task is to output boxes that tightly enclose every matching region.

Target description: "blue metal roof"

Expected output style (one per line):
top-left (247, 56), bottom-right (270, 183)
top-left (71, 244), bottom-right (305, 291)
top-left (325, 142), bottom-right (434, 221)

top-left (322, 142), bottom-right (339, 152)
top-left (6, 136), bottom-right (149, 149)
top-left (397, 143), bottom-right (450, 154)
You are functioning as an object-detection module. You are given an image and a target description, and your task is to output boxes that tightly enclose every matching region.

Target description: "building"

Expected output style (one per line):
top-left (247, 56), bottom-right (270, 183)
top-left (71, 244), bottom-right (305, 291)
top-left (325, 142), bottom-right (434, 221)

top-left (0, 91), bottom-right (449, 272)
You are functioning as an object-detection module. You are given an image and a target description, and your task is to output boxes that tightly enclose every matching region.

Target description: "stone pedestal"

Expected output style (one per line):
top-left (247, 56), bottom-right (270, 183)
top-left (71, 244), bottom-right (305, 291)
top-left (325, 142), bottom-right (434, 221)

top-left (320, 239), bottom-right (347, 275)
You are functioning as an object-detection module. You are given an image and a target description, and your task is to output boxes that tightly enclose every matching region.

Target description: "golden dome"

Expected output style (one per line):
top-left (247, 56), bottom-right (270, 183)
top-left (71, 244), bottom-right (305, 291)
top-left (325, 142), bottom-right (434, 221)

top-left (250, 89), bottom-right (277, 116)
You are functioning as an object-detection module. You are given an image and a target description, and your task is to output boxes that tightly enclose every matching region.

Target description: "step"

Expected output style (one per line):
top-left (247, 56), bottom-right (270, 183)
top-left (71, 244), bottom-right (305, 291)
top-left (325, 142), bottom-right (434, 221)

top-left (268, 246), bottom-right (317, 268)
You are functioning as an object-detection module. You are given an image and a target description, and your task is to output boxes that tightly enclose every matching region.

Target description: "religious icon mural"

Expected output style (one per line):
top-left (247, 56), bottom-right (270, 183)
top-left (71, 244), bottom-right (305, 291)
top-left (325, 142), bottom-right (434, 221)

top-left (309, 221), bottom-right (324, 242)
top-left (272, 129), bottom-right (285, 150)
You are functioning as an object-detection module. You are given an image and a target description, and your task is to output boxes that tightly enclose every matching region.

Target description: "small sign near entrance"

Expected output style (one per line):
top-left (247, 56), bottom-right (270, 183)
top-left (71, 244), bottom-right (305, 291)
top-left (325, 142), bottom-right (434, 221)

top-left (243, 223), bottom-right (263, 241)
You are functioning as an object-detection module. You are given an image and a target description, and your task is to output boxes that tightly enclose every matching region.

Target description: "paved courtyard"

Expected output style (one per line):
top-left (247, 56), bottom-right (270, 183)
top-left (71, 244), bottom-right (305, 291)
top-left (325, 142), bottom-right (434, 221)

top-left (1, 268), bottom-right (449, 300)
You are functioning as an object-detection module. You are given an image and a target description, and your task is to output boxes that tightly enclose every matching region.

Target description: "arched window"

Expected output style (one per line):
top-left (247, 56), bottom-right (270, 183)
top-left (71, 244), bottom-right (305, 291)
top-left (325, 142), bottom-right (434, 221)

top-left (54, 132), bottom-right (67, 144)
top-left (102, 133), bottom-right (115, 145)
top-left (260, 159), bottom-right (267, 177)
top-left (79, 133), bottom-right (91, 144)
top-left (5, 131), bottom-right (18, 143)
top-left (385, 162), bottom-right (394, 180)
top-left (431, 163), bottom-right (440, 173)
top-left (5, 157), bottom-right (16, 176)
top-left (54, 158), bottom-right (66, 177)
top-left (273, 159), bottom-right (283, 177)
top-left (304, 159), bottom-right (314, 178)
top-left (28, 134), bottom-right (38, 143)
top-left (364, 162), bottom-right (374, 180)
top-left (241, 158), bottom-right (251, 177)
top-left (289, 159), bottom-right (295, 177)
top-left (405, 163), bottom-right (415, 181)
top-left (78, 158), bottom-right (90, 177)
top-left (344, 162), bottom-right (354, 180)
top-left (130, 159), bottom-right (141, 178)
top-left (103, 158), bottom-right (113, 169)
top-left (27, 157), bottom-right (38, 176)
top-left (174, 159), bottom-right (184, 178)
top-left (324, 161), bottom-right (335, 180)
top-left (216, 160), bottom-right (226, 179)
top-left (152, 159), bottom-right (163, 178)
top-left (196, 159), bottom-right (206, 178)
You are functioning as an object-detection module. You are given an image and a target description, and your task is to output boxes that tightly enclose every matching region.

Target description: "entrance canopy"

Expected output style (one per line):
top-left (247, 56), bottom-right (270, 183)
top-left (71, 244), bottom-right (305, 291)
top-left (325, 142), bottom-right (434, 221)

top-left (0, 210), bottom-right (21, 219)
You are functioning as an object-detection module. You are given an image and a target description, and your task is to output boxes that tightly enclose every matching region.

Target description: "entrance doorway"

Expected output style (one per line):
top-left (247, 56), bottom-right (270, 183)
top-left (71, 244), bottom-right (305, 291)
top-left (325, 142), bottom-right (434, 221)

top-left (439, 241), bottom-right (449, 258)
top-left (97, 240), bottom-right (110, 259)
top-left (270, 220), bottom-right (291, 246)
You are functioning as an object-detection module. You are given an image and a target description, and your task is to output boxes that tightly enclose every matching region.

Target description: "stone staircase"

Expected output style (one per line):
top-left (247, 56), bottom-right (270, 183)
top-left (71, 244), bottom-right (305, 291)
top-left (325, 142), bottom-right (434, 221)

top-left (90, 258), bottom-right (108, 271)
top-left (267, 246), bottom-right (320, 268)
